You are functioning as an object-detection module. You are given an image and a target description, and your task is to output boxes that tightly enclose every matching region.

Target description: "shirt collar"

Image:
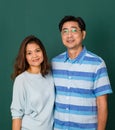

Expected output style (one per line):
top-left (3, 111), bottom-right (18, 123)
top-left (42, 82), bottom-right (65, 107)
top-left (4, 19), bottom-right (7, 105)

top-left (64, 46), bottom-right (87, 64)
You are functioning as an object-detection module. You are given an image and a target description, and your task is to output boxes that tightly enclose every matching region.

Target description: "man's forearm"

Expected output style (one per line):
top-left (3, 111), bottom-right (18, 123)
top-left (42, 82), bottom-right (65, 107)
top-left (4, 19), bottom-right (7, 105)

top-left (97, 95), bottom-right (108, 130)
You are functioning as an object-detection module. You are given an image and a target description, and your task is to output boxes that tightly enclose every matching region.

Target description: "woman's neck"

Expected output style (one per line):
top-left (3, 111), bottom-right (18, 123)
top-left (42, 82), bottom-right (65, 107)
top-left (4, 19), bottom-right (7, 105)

top-left (27, 66), bottom-right (41, 74)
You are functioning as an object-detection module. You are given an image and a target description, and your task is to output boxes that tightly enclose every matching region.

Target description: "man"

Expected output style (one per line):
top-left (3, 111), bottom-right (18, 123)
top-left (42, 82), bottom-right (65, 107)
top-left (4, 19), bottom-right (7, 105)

top-left (52, 16), bottom-right (112, 130)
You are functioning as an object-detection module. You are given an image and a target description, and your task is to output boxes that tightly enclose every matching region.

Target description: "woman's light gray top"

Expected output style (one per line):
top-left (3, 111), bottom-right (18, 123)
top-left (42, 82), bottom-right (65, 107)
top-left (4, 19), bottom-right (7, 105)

top-left (11, 71), bottom-right (55, 130)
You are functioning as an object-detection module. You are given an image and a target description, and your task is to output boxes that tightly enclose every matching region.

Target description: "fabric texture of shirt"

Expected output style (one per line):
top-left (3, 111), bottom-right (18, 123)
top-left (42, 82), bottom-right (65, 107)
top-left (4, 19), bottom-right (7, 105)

top-left (51, 47), bottom-right (112, 130)
top-left (10, 71), bottom-right (54, 130)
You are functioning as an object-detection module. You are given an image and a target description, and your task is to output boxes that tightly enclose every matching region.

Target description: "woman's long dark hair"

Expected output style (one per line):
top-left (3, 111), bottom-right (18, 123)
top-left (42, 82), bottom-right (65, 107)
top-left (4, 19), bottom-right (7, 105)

top-left (11, 35), bottom-right (50, 80)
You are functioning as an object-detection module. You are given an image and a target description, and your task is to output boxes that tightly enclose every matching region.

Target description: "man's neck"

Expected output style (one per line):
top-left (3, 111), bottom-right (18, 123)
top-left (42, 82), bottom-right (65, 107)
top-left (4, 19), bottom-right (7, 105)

top-left (68, 46), bottom-right (83, 59)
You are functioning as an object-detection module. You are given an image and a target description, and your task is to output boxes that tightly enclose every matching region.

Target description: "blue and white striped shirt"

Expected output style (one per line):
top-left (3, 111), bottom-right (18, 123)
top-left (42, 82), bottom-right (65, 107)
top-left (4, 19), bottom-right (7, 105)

top-left (52, 47), bottom-right (112, 130)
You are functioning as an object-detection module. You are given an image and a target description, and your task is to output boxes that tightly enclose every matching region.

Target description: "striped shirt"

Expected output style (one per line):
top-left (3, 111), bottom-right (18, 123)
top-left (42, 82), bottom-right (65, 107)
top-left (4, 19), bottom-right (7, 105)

top-left (51, 47), bottom-right (112, 130)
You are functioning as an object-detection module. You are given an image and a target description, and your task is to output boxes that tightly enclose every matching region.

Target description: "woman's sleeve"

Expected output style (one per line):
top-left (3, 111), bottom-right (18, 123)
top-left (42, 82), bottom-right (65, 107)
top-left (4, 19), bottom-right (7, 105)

top-left (10, 76), bottom-right (26, 119)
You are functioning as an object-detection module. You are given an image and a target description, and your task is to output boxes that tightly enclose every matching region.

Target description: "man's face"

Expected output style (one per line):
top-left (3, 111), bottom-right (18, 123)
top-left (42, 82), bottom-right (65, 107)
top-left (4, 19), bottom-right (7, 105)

top-left (61, 21), bottom-right (86, 50)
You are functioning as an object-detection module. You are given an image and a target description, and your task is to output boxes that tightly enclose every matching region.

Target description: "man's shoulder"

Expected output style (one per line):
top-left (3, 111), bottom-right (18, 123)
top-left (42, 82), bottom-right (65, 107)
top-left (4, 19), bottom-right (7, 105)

top-left (86, 50), bottom-right (104, 63)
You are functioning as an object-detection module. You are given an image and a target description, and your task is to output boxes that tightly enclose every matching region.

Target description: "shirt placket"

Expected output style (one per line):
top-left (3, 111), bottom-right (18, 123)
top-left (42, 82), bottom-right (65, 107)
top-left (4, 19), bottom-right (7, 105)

top-left (65, 63), bottom-right (73, 130)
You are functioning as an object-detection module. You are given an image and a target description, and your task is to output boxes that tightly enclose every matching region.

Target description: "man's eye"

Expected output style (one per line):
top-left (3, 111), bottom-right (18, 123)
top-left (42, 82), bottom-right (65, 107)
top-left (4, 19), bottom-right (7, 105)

top-left (63, 29), bottom-right (69, 33)
top-left (72, 28), bottom-right (77, 32)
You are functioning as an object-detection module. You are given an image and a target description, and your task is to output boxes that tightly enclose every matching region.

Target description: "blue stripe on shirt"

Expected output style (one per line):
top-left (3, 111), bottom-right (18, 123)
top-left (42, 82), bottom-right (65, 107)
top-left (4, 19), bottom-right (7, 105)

top-left (54, 119), bottom-right (97, 129)
top-left (55, 102), bottom-right (97, 112)
top-left (56, 86), bottom-right (95, 98)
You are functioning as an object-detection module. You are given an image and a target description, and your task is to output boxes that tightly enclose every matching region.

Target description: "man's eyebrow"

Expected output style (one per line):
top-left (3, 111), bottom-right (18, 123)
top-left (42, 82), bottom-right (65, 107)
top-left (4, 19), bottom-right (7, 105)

top-left (71, 26), bottom-right (79, 29)
top-left (62, 28), bottom-right (68, 30)
top-left (62, 26), bottom-right (78, 30)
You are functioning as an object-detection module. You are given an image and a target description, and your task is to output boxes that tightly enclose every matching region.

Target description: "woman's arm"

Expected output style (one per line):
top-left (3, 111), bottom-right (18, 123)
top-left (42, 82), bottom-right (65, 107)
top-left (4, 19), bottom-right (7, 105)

top-left (12, 118), bottom-right (22, 130)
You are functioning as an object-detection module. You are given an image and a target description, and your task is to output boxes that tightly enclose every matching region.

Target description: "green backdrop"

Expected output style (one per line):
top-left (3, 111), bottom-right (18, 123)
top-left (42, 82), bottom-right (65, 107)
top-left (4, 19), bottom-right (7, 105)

top-left (0, 0), bottom-right (115, 129)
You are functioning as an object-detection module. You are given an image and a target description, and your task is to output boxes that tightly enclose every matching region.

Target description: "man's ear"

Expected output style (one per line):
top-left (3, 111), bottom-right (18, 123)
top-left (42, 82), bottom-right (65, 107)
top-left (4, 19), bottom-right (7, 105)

top-left (82, 31), bottom-right (86, 40)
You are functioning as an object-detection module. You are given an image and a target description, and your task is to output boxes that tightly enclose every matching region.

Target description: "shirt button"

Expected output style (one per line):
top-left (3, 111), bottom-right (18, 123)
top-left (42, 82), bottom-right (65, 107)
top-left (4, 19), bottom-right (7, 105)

top-left (66, 108), bottom-right (69, 110)
top-left (68, 76), bottom-right (71, 79)
top-left (67, 86), bottom-right (70, 89)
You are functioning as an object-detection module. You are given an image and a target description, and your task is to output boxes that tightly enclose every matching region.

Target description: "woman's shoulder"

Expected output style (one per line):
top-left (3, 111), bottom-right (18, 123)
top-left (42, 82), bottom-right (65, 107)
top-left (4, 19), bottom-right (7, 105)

top-left (45, 72), bottom-right (54, 81)
top-left (14, 71), bottom-right (27, 81)
top-left (45, 71), bottom-right (53, 78)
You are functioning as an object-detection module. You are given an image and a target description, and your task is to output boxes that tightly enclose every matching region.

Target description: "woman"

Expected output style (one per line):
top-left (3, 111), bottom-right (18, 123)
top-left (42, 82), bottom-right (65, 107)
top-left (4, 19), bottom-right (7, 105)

top-left (10, 35), bottom-right (54, 130)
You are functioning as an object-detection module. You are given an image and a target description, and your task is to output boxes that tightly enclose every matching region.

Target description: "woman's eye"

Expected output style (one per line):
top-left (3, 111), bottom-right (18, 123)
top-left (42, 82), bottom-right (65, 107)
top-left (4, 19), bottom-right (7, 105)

top-left (36, 49), bottom-right (41, 52)
top-left (26, 52), bottom-right (31, 55)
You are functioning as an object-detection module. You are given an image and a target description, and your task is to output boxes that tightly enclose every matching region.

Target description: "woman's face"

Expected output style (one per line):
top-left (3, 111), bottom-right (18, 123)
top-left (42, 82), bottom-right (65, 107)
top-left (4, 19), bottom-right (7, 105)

top-left (26, 42), bottom-right (44, 70)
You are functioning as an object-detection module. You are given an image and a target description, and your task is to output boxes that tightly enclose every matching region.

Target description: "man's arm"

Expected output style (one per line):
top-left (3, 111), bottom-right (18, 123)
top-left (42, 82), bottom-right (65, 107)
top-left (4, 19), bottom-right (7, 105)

top-left (96, 94), bottom-right (108, 130)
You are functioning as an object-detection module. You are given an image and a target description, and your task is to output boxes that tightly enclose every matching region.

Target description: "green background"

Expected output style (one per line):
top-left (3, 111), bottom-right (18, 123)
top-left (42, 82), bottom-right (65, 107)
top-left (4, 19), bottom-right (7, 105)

top-left (0, 0), bottom-right (114, 129)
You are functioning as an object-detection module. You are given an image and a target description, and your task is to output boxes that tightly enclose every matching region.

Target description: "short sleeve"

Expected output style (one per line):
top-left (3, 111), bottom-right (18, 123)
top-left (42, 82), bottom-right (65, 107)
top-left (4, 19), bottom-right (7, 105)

top-left (93, 60), bottom-right (112, 97)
